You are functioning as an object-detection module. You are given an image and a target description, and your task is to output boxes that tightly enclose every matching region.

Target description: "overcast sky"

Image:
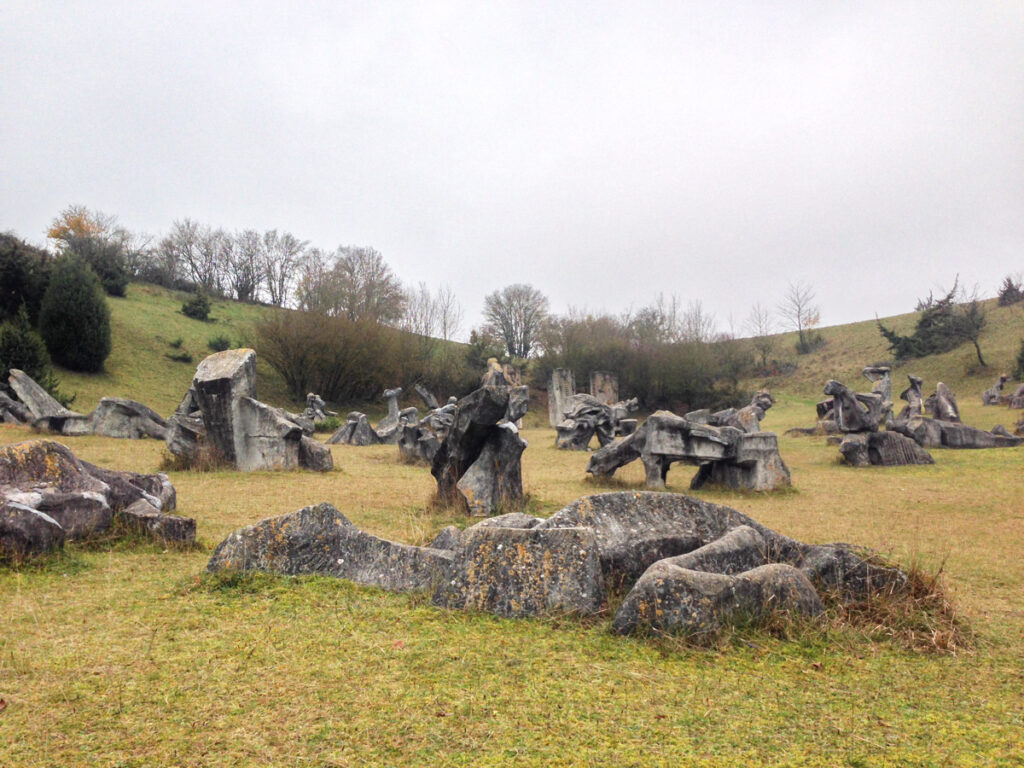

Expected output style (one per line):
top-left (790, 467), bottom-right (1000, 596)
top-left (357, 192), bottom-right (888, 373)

top-left (3, 1), bottom-right (1022, 337)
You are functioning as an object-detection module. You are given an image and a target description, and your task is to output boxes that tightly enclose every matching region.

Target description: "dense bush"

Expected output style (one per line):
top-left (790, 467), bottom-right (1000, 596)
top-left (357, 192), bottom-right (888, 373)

top-left (997, 276), bottom-right (1024, 307)
top-left (535, 312), bottom-right (751, 412)
top-left (182, 292), bottom-right (211, 321)
top-left (38, 255), bottom-right (112, 372)
top-left (254, 309), bottom-right (476, 403)
top-left (0, 233), bottom-right (51, 324)
top-left (62, 234), bottom-right (129, 297)
top-left (1015, 339), bottom-right (1024, 381)
top-left (207, 334), bottom-right (232, 352)
top-left (0, 308), bottom-right (56, 392)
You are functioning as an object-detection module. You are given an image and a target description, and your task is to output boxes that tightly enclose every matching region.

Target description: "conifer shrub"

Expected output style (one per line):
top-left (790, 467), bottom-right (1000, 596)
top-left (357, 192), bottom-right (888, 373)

top-left (182, 292), bottom-right (211, 321)
top-left (38, 255), bottom-right (111, 372)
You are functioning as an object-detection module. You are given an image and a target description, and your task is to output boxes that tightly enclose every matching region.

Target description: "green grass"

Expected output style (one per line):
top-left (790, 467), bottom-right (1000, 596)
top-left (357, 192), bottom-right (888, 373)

top-left (2, 286), bottom-right (1024, 764)
top-left (1, 414), bottom-right (1023, 765)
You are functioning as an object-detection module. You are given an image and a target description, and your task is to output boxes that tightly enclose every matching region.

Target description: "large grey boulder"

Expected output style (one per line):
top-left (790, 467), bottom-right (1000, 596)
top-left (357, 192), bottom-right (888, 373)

top-left (824, 380), bottom-right (885, 433)
top-left (7, 369), bottom-right (74, 420)
top-left (613, 561), bottom-right (823, 636)
top-left (892, 416), bottom-right (1023, 449)
top-left (432, 526), bottom-right (605, 618)
top-left (174, 349), bottom-right (332, 471)
top-left (896, 375), bottom-right (925, 422)
top-left (0, 392), bottom-right (32, 424)
top-left (89, 397), bottom-right (169, 440)
top-left (120, 498), bottom-right (196, 543)
top-left (586, 411), bottom-right (791, 492)
top-left (207, 502), bottom-right (452, 592)
top-left (0, 501), bottom-right (66, 558)
top-left (838, 431), bottom-right (934, 467)
top-left (0, 439), bottom-right (193, 547)
top-left (456, 423), bottom-right (527, 517)
top-left (926, 382), bottom-right (960, 422)
top-left (547, 368), bottom-right (576, 427)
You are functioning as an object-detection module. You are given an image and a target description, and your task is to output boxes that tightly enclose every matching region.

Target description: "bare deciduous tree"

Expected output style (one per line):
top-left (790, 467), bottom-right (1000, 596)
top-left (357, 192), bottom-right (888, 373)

top-left (333, 246), bottom-right (406, 324)
top-left (227, 229), bottom-right (264, 302)
top-left (778, 281), bottom-right (821, 354)
top-left (482, 283), bottom-right (549, 359)
top-left (745, 302), bottom-right (776, 369)
top-left (262, 230), bottom-right (307, 307)
top-left (435, 284), bottom-right (463, 341)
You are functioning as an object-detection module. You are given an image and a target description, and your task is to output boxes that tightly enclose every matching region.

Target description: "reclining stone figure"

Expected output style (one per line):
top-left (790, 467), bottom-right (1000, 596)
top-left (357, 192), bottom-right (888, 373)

top-left (982, 375), bottom-right (1011, 406)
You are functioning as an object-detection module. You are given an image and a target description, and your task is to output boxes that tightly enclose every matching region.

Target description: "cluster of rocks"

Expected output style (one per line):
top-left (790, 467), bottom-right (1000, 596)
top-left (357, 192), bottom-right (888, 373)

top-left (811, 371), bottom-right (1022, 465)
top-left (584, 391), bottom-right (791, 492)
top-left (302, 393), bottom-right (337, 425)
top-left (1, 439), bottom-right (194, 558)
top-left (165, 349), bottom-right (333, 472)
top-left (2, 369), bottom-right (168, 440)
top-left (430, 385), bottom-right (529, 516)
top-left (326, 387), bottom-right (432, 448)
top-left (554, 394), bottom-right (639, 450)
top-left (547, 368), bottom-right (623, 429)
top-left (980, 374), bottom-right (1024, 435)
top-left (207, 491), bottom-right (900, 637)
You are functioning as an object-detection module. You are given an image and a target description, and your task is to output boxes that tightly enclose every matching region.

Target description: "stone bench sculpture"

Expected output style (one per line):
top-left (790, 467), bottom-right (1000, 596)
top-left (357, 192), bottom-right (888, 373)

top-left (586, 409), bottom-right (791, 492)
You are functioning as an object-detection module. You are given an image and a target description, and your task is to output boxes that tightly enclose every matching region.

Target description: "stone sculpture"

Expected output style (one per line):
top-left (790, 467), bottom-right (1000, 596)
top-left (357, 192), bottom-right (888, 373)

top-left (589, 370), bottom-right (619, 405)
top-left (982, 375), bottom-right (1010, 406)
top-left (896, 375), bottom-right (925, 422)
top-left (555, 395), bottom-right (640, 450)
top-left (1009, 384), bottom-right (1024, 410)
top-left (547, 368), bottom-right (575, 427)
top-left (823, 380), bottom-right (933, 466)
top-left (1, 439), bottom-right (193, 558)
top-left (208, 492), bottom-right (902, 637)
top-left (586, 409), bottom-right (791, 491)
top-left (326, 412), bottom-right (380, 446)
top-left (925, 382), bottom-right (960, 422)
top-left (430, 385), bottom-right (529, 516)
top-left (5, 370), bottom-right (168, 440)
top-left (397, 398), bottom-right (458, 465)
top-left (303, 393), bottom-right (336, 424)
top-left (165, 349), bottom-right (332, 472)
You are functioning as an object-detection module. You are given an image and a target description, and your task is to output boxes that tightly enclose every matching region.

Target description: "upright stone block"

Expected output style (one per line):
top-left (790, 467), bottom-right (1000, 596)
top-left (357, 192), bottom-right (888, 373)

top-left (547, 368), bottom-right (575, 427)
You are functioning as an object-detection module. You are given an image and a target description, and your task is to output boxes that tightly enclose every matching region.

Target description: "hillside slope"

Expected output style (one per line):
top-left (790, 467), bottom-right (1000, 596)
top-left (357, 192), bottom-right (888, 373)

top-left (53, 284), bottom-right (292, 415)
top-left (48, 283), bottom-right (1024, 421)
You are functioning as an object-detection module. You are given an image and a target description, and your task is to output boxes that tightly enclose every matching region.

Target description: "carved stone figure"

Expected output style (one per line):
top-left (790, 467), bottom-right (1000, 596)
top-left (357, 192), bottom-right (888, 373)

top-left (896, 375), bottom-right (925, 422)
top-left (982, 375), bottom-right (1010, 406)
top-left (586, 410), bottom-right (791, 492)
top-left (925, 382), bottom-right (960, 423)
top-left (431, 385), bottom-right (529, 516)
top-left (327, 412), bottom-right (380, 446)
top-left (303, 393), bottom-right (336, 424)
top-left (824, 380), bottom-right (885, 433)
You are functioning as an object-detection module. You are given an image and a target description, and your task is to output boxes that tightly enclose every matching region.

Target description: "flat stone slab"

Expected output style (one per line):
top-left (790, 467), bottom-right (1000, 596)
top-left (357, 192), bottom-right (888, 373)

top-left (432, 526), bottom-right (605, 618)
top-left (207, 502), bottom-right (452, 592)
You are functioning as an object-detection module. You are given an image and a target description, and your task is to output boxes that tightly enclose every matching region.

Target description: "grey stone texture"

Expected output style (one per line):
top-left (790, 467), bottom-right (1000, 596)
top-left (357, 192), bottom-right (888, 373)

top-left (838, 431), bottom-right (935, 467)
top-left (1, 501), bottom-right (66, 558)
top-left (431, 386), bottom-right (528, 516)
top-left (926, 382), bottom-right (961, 422)
top-left (432, 526), bottom-right (605, 618)
top-left (169, 349), bottom-right (332, 472)
top-left (207, 502), bottom-right (452, 592)
top-left (327, 412), bottom-right (381, 446)
top-left (586, 410), bottom-right (791, 492)
top-left (0, 439), bottom-right (193, 552)
top-left (547, 368), bottom-right (576, 427)
top-left (589, 370), bottom-right (619, 405)
top-left (982, 375), bottom-right (1010, 406)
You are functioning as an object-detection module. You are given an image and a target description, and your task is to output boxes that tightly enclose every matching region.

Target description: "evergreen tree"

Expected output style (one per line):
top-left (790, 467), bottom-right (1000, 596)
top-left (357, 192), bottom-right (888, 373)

top-left (38, 255), bottom-right (111, 372)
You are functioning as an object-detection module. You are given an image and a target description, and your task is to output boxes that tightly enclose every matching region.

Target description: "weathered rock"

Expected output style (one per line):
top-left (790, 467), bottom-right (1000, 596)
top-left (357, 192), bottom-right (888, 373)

top-left (982, 375), bottom-right (1010, 406)
top-left (862, 365), bottom-right (893, 403)
top-left (0, 392), bottom-right (32, 424)
top-left (414, 384), bottom-right (440, 411)
top-left (303, 392), bottom-right (336, 424)
top-left (192, 348), bottom-right (258, 465)
top-left (891, 416), bottom-right (1023, 449)
top-left (207, 502), bottom-right (452, 591)
top-left (504, 385), bottom-right (529, 424)
top-left (89, 397), bottom-right (169, 440)
top-left (555, 394), bottom-right (615, 450)
top-left (376, 387), bottom-right (404, 435)
top-left (709, 390), bottom-right (775, 434)
top-left (824, 380), bottom-right (884, 433)
top-left (838, 431), bottom-right (934, 467)
top-left (456, 423), bottom-right (527, 516)
top-left (327, 412), bottom-right (381, 446)
top-left (120, 499), bottom-right (196, 543)
top-left (539, 492), bottom-right (774, 585)
top-left (426, 512), bottom-right (544, 550)
top-left (927, 382), bottom-right (960, 422)
top-left (432, 526), bottom-right (605, 618)
top-left (299, 435), bottom-right (334, 472)
top-left (589, 370), bottom-right (618, 405)
top-left (896, 375), bottom-right (925, 422)
top-left (378, 406), bottom-right (419, 444)
top-left (7, 369), bottom-right (75, 420)
top-left (1009, 384), bottom-right (1024, 410)
top-left (165, 414), bottom-right (205, 460)
top-left (0, 440), bottom-right (192, 547)
top-left (481, 358), bottom-right (520, 387)
top-left (432, 386), bottom-right (526, 515)
top-left (547, 368), bottom-right (575, 427)
top-left (613, 561), bottom-right (823, 636)
top-left (587, 411), bottom-right (790, 492)
top-left (0, 501), bottom-right (65, 558)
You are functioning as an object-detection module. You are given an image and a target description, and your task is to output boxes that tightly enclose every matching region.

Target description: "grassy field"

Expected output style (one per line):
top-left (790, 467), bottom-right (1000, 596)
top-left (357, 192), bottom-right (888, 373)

top-left (2, 285), bottom-right (1023, 765)
top-left (1, 392), bottom-right (1023, 765)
